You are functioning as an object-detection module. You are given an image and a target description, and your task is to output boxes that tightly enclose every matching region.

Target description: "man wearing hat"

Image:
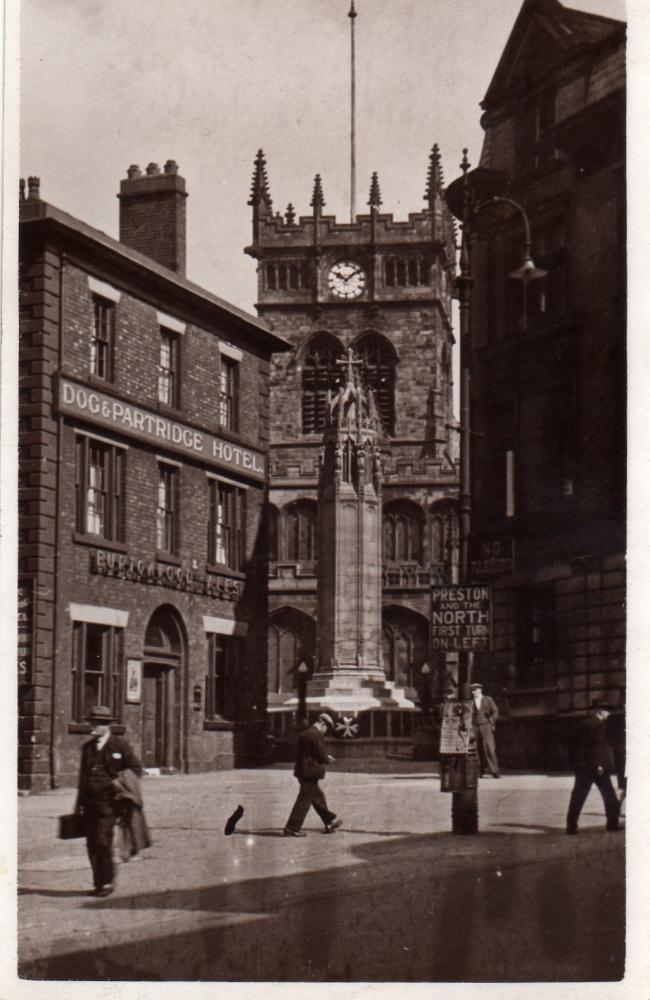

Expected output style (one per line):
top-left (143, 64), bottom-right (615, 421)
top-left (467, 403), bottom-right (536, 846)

top-left (566, 699), bottom-right (621, 835)
top-left (471, 682), bottom-right (500, 778)
top-left (283, 713), bottom-right (342, 837)
top-left (75, 706), bottom-right (143, 897)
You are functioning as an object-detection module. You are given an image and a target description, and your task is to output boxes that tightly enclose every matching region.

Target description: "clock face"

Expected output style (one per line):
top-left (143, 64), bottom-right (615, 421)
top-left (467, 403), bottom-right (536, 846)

top-left (327, 261), bottom-right (367, 299)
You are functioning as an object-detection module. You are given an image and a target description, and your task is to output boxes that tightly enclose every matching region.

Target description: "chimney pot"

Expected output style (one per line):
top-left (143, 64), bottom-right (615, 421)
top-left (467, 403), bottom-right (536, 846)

top-left (27, 176), bottom-right (41, 200)
top-left (19, 178), bottom-right (26, 201)
top-left (119, 160), bottom-right (187, 275)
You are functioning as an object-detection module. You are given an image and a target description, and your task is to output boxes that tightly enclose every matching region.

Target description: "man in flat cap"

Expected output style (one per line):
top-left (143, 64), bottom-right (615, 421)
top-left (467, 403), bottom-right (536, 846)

top-left (566, 699), bottom-right (621, 835)
top-left (283, 713), bottom-right (342, 837)
top-left (74, 706), bottom-right (143, 896)
top-left (471, 682), bottom-right (500, 778)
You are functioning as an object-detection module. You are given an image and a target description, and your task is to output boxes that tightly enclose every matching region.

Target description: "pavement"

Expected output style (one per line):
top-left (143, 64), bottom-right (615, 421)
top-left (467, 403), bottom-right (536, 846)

top-left (17, 764), bottom-right (625, 983)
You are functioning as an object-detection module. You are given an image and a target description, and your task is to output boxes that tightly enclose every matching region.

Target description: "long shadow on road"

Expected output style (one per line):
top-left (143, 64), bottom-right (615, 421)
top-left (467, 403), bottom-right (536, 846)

top-left (19, 829), bottom-right (624, 983)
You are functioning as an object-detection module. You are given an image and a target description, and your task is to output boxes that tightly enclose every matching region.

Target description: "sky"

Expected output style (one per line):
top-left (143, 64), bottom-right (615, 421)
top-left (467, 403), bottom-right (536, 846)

top-left (19, 0), bottom-right (628, 315)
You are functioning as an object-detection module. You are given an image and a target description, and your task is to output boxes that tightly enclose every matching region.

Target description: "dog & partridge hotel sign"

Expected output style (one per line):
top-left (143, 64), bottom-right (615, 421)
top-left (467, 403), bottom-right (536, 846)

top-left (57, 376), bottom-right (265, 481)
top-left (431, 585), bottom-right (492, 652)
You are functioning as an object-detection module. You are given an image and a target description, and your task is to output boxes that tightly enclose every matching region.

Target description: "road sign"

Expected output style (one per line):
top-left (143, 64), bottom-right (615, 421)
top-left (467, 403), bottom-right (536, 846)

top-left (431, 585), bottom-right (492, 652)
top-left (468, 536), bottom-right (514, 578)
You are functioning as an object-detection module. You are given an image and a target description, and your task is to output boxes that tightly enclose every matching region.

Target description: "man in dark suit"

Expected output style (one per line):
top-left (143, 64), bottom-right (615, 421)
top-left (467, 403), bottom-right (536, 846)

top-left (283, 713), bottom-right (342, 838)
top-left (471, 682), bottom-right (500, 778)
top-left (75, 705), bottom-right (143, 896)
top-left (566, 699), bottom-right (621, 835)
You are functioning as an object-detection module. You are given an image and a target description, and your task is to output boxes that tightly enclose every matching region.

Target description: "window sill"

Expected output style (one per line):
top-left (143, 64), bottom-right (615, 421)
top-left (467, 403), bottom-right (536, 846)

top-left (206, 563), bottom-right (245, 580)
top-left (503, 686), bottom-right (559, 697)
top-left (203, 719), bottom-right (236, 731)
top-left (68, 722), bottom-right (126, 734)
top-left (157, 400), bottom-right (183, 418)
top-left (87, 373), bottom-right (115, 389)
top-left (155, 551), bottom-right (181, 566)
top-left (73, 532), bottom-right (128, 553)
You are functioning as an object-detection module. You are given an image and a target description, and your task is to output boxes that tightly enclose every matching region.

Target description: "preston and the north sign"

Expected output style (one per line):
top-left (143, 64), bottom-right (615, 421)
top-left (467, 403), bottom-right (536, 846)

top-left (57, 376), bottom-right (265, 482)
top-left (431, 585), bottom-right (492, 652)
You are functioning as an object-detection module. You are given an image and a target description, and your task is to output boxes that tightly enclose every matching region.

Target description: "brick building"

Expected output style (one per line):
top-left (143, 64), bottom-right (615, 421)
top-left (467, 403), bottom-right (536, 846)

top-left (463, 0), bottom-right (625, 766)
top-left (18, 163), bottom-right (288, 791)
top-left (245, 147), bottom-right (460, 741)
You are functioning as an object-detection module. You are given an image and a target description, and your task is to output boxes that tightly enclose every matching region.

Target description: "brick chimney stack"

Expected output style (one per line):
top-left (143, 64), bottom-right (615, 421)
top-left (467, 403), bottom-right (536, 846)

top-left (118, 159), bottom-right (188, 275)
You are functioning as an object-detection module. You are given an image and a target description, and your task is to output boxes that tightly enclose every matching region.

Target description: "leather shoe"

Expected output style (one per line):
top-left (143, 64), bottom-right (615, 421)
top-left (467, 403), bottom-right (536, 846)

top-left (566, 827), bottom-right (577, 835)
top-left (283, 828), bottom-right (306, 838)
top-left (324, 819), bottom-right (342, 833)
top-left (93, 884), bottom-right (114, 897)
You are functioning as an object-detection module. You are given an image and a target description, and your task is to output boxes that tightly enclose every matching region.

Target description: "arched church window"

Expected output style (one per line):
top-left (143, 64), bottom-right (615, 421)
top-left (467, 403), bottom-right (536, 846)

top-left (301, 335), bottom-right (344, 434)
top-left (431, 501), bottom-right (459, 567)
top-left (267, 609), bottom-right (316, 696)
top-left (383, 500), bottom-right (424, 563)
top-left (355, 334), bottom-right (396, 435)
top-left (285, 500), bottom-right (317, 563)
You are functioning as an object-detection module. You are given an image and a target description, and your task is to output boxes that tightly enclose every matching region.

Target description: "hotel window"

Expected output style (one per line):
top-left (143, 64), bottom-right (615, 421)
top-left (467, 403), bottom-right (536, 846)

top-left (206, 634), bottom-right (241, 721)
top-left (91, 297), bottom-right (115, 381)
top-left (219, 355), bottom-right (238, 431)
top-left (75, 436), bottom-right (125, 541)
top-left (208, 479), bottom-right (246, 571)
top-left (71, 621), bottom-right (123, 722)
top-left (157, 464), bottom-right (179, 554)
top-left (158, 328), bottom-right (180, 408)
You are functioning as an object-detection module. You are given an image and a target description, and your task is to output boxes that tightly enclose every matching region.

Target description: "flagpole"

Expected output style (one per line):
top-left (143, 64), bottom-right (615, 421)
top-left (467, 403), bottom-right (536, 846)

top-left (349, 0), bottom-right (357, 222)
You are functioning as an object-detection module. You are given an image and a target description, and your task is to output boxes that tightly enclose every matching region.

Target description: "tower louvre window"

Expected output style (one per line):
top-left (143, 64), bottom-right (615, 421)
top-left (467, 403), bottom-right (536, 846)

top-left (301, 336), bottom-right (344, 434)
top-left (266, 260), bottom-right (310, 293)
top-left (383, 256), bottom-right (430, 289)
top-left (355, 334), bottom-right (396, 435)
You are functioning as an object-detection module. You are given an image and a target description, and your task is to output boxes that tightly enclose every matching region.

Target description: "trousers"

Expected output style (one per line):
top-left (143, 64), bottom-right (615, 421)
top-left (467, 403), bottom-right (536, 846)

top-left (85, 799), bottom-right (117, 889)
top-left (285, 778), bottom-right (336, 832)
top-left (566, 767), bottom-right (620, 831)
top-left (477, 725), bottom-right (499, 775)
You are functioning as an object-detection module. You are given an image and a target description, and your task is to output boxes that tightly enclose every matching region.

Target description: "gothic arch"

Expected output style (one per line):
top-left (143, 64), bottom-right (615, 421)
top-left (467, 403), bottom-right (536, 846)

top-left (283, 499), bottom-right (318, 563)
top-left (300, 332), bottom-right (345, 434)
top-left (383, 498), bottom-right (425, 564)
top-left (353, 332), bottom-right (397, 435)
top-left (382, 604), bottom-right (429, 688)
top-left (430, 498), bottom-right (459, 567)
top-left (267, 606), bottom-right (317, 696)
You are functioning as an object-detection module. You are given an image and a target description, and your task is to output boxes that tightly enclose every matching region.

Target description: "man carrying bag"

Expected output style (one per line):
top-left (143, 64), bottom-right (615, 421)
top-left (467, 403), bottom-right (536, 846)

top-left (74, 706), bottom-right (143, 897)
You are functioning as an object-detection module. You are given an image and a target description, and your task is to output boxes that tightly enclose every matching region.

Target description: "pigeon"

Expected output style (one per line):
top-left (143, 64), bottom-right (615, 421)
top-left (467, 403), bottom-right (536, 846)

top-left (224, 804), bottom-right (244, 836)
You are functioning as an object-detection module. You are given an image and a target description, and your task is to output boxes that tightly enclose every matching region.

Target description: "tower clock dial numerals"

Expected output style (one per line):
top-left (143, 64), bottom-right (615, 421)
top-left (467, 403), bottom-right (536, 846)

top-left (327, 261), bottom-right (367, 299)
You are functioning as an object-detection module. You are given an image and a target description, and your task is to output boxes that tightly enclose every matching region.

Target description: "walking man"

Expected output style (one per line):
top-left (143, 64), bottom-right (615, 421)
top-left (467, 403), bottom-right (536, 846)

top-left (284, 713), bottom-right (342, 838)
top-left (75, 705), bottom-right (143, 896)
top-left (566, 699), bottom-right (621, 835)
top-left (471, 682), bottom-right (500, 778)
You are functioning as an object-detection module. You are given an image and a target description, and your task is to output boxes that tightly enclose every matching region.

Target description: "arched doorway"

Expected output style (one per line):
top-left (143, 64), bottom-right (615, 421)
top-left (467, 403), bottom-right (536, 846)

top-left (142, 605), bottom-right (185, 769)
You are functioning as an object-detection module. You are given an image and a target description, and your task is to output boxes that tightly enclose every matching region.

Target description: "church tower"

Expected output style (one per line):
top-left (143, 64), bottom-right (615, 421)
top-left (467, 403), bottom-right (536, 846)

top-left (246, 146), bottom-right (460, 743)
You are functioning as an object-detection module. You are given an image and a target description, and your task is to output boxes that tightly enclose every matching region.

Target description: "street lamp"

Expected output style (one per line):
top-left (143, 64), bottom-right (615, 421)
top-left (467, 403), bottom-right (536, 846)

top-left (297, 661), bottom-right (309, 726)
top-left (420, 662), bottom-right (431, 720)
top-left (444, 150), bottom-right (546, 834)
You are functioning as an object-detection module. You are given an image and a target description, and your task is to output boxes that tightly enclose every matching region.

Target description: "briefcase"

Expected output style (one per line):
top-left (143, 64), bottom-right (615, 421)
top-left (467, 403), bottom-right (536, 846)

top-left (58, 813), bottom-right (86, 840)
